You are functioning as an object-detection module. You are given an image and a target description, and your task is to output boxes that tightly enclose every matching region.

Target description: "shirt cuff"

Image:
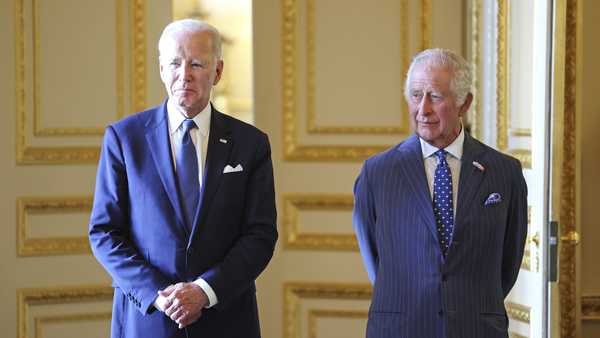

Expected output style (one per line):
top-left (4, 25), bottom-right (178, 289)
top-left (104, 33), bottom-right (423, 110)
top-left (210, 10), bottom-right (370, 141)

top-left (193, 278), bottom-right (218, 308)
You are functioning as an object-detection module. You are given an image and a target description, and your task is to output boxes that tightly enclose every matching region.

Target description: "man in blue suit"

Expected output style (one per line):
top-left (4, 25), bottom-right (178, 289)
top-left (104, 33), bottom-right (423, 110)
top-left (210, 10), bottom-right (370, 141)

top-left (89, 19), bottom-right (277, 338)
top-left (353, 49), bottom-right (528, 338)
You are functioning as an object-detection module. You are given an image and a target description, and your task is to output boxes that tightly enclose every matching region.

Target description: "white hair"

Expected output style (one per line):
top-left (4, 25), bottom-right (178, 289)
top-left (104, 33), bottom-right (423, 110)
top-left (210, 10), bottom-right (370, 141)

top-left (404, 48), bottom-right (472, 105)
top-left (158, 19), bottom-right (222, 61)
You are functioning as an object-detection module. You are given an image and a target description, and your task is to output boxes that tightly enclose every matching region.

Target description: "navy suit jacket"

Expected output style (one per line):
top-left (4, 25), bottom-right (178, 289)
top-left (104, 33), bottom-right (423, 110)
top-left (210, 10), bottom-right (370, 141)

top-left (89, 101), bottom-right (277, 338)
top-left (353, 133), bottom-right (527, 338)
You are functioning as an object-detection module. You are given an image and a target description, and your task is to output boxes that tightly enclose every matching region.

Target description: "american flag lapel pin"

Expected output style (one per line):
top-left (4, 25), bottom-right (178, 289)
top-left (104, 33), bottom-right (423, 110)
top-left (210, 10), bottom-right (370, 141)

top-left (472, 161), bottom-right (485, 171)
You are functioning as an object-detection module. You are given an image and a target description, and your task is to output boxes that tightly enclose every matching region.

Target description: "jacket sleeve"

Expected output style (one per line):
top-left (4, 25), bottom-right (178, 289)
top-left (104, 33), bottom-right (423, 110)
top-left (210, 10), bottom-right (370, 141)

top-left (200, 132), bottom-right (278, 310)
top-left (89, 126), bottom-right (171, 314)
top-left (353, 160), bottom-right (378, 284)
top-left (501, 159), bottom-right (528, 297)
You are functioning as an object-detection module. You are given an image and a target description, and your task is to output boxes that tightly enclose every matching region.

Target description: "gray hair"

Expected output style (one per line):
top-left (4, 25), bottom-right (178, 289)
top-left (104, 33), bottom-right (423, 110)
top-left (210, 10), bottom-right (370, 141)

top-left (404, 48), bottom-right (472, 105)
top-left (158, 19), bottom-right (223, 61)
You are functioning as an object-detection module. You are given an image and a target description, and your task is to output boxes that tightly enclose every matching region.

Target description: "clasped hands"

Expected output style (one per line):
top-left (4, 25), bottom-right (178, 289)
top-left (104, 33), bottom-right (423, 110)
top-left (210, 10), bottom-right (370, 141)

top-left (155, 282), bottom-right (209, 329)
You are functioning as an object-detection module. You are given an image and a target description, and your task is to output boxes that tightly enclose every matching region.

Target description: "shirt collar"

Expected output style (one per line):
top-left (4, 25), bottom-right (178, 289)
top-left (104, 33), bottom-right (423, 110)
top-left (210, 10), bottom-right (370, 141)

top-left (167, 99), bottom-right (212, 137)
top-left (419, 126), bottom-right (465, 160)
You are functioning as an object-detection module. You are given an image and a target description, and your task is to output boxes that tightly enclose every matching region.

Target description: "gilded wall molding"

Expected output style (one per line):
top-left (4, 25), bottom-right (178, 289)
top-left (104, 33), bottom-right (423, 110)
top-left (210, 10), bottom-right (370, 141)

top-left (31, 0), bottom-right (123, 137)
top-left (17, 285), bottom-right (113, 338)
top-left (469, 0), bottom-right (482, 139)
top-left (559, 0), bottom-right (578, 336)
top-left (305, 0), bottom-right (409, 135)
top-left (131, 0), bottom-right (147, 113)
top-left (582, 295), bottom-right (600, 321)
top-left (509, 333), bottom-right (527, 338)
top-left (283, 194), bottom-right (356, 251)
top-left (506, 301), bottom-right (531, 324)
top-left (16, 196), bottom-right (93, 256)
top-left (283, 282), bottom-right (372, 338)
top-left (281, 0), bottom-right (429, 161)
top-left (421, 0), bottom-right (432, 50)
top-left (35, 312), bottom-right (112, 338)
top-left (495, 0), bottom-right (532, 169)
top-left (15, 0), bottom-right (145, 164)
top-left (308, 309), bottom-right (368, 338)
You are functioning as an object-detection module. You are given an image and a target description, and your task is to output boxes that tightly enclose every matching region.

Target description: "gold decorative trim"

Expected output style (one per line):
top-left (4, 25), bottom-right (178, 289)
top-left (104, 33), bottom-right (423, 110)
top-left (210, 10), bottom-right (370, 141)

top-left (15, 0), bottom-right (145, 164)
top-left (306, 0), bottom-right (409, 135)
top-left (496, 0), bottom-right (532, 169)
top-left (31, 0), bottom-right (122, 137)
top-left (469, 0), bottom-right (482, 139)
top-left (131, 0), bottom-right (147, 113)
top-left (283, 282), bottom-right (372, 338)
top-left (16, 196), bottom-right (93, 256)
top-left (582, 295), bottom-right (600, 321)
top-left (522, 207), bottom-right (540, 272)
top-left (521, 247), bottom-right (531, 271)
top-left (283, 194), bottom-right (356, 251)
top-left (421, 0), bottom-right (431, 49)
top-left (559, 0), bottom-right (578, 336)
top-left (496, 0), bottom-right (508, 150)
top-left (17, 285), bottom-right (113, 338)
top-left (506, 301), bottom-right (531, 324)
top-left (308, 309), bottom-right (368, 338)
top-left (509, 333), bottom-right (527, 338)
top-left (35, 312), bottom-right (112, 338)
top-left (509, 128), bottom-right (532, 137)
top-left (281, 0), bottom-right (428, 160)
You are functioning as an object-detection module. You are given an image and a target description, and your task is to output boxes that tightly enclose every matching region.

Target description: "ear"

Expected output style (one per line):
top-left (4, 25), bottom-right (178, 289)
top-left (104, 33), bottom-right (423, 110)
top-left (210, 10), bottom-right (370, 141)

top-left (212, 60), bottom-right (224, 86)
top-left (159, 61), bottom-right (166, 82)
top-left (458, 93), bottom-right (473, 117)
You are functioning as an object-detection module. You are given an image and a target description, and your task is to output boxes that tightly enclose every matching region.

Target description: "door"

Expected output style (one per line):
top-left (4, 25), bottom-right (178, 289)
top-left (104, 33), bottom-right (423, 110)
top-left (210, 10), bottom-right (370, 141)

top-left (469, 0), bottom-right (561, 337)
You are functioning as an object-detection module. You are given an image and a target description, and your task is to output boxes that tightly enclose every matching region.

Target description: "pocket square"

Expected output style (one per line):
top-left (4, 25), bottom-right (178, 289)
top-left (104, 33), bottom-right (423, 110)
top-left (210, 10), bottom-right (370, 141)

top-left (223, 164), bottom-right (243, 174)
top-left (484, 192), bottom-right (502, 206)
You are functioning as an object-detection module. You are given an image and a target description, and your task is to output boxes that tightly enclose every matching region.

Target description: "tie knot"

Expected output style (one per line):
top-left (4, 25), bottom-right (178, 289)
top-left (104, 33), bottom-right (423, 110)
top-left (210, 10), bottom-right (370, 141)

top-left (181, 119), bottom-right (197, 134)
top-left (435, 149), bottom-right (448, 162)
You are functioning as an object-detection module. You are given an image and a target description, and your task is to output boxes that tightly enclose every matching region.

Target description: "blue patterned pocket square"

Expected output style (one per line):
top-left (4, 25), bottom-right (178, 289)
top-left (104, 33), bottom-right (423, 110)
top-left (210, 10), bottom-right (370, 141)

top-left (484, 193), bottom-right (502, 206)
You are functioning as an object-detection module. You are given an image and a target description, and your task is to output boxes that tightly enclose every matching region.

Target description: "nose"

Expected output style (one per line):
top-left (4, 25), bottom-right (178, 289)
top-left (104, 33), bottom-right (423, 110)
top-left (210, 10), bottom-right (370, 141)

top-left (418, 93), bottom-right (432, 115)
top-left (177, 63), bottom-right (192, 82)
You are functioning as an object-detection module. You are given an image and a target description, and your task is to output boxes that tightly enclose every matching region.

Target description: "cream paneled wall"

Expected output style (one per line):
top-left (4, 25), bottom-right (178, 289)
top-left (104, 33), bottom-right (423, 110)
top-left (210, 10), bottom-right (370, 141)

top-left (253, 1), bottom-right (465, 337)
top-left (0, 1), bottom-right (170, 337)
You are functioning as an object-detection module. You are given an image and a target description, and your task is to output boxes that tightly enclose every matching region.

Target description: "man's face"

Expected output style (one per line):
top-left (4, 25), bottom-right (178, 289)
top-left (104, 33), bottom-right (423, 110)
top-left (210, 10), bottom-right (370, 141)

top-left (159, 30), bottom-right (223, 117)
top-left (406, 64), bottom-right (471, 148)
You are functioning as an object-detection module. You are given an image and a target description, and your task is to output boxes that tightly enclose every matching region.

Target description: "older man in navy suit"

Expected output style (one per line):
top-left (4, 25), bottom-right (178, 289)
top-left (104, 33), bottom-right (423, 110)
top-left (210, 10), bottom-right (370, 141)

top-left (353, 48), bottom-right (528, 338)
top-left (89, 19), bottom-right (277, 338)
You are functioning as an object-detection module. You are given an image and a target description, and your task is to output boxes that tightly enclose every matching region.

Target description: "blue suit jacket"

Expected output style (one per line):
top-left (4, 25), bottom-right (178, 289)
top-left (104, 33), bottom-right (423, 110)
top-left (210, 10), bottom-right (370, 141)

top-left (89, 101), bottom-right (277, 338)
top-left (353, 133), bottom-right (527, 338)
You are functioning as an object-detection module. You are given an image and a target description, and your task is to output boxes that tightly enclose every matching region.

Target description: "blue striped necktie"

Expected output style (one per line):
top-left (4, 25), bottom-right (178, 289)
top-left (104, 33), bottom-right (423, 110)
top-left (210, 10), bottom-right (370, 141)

top-left (176, 119), bottom-right (199, 230)
top-left (433, 149), bottom-right (454, 256)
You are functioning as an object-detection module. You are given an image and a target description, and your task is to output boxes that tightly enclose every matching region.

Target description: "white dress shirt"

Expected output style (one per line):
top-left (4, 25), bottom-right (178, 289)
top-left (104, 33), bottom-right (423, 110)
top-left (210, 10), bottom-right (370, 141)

top-left (420, 127), bottom-right (465, 217)
top-left (160, 99), bottom-right (218, 308)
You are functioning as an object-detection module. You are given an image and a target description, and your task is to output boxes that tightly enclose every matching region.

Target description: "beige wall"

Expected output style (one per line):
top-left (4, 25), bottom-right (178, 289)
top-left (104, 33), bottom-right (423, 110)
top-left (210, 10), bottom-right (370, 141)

top-left (581, 0), bottom-right (600, 336)
top-left (0, 1), bottom-right (171, 337)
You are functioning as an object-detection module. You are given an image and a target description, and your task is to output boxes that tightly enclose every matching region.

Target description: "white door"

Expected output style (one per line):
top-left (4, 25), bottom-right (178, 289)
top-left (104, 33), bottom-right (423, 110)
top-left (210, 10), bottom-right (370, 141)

top-left (470, 0), bottom-right (555, 336)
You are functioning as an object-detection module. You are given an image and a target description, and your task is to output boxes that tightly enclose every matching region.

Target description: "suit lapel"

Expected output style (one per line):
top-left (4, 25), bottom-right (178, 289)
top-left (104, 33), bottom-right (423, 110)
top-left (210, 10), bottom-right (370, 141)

top-left (144, 101), bottom-right (188, 236)
top-left (455, 133), bottom-right (487, 225)
top-left (395, 135), bottom-right (438, 241)
top-left (190, 108), bottom-right (233, 242)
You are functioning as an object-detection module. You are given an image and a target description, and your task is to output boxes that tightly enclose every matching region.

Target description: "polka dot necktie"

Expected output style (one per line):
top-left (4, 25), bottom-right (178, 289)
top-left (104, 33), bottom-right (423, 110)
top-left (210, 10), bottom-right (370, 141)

top-left (176, 119), bottom-right (200, 231)
top-left (433, 149), bottom-right (454, 256)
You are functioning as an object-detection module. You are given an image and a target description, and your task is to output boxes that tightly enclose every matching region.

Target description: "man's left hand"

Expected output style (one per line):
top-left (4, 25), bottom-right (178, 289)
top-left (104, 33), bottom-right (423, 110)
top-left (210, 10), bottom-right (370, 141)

top-left (160, 282), bottom-right (209, 329)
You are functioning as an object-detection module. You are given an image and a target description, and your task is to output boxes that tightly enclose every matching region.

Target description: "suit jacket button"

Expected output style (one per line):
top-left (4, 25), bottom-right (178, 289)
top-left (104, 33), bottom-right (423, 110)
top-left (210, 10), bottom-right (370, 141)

top-left (441, 274), bottom-right (448, 282)
top-left (438, 310), bottom-right (444, 316)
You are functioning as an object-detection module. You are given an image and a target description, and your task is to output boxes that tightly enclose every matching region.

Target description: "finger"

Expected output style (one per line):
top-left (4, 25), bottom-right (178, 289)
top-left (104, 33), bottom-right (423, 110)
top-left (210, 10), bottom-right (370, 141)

top-left (178, 311), bottom-right (202, 328)
top-left (158, 284), bottom-right (176, 297)
top-left (164, 299), bottom-right (181, 316)
top-left (170, 307), bottom-right (188, 324)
